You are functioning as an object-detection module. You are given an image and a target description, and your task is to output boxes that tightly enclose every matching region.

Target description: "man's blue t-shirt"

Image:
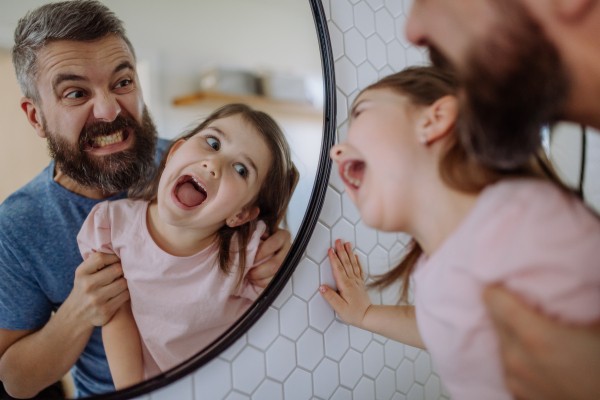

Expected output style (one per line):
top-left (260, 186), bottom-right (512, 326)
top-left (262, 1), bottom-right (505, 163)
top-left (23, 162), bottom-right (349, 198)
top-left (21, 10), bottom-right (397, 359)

top-left (0, 139), bottom-right (169, 397)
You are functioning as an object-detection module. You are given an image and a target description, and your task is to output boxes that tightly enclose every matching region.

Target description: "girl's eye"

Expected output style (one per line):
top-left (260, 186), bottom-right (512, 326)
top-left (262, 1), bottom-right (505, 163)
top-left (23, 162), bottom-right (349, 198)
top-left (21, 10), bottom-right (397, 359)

top-left (115, 79), bottom-right (132, 88)
top-left (66, 90), bottom-right (84, 99)
top-left (234, 164), bottom-right (248, 178)
top-left (206, 137), bottom-right (220, 150)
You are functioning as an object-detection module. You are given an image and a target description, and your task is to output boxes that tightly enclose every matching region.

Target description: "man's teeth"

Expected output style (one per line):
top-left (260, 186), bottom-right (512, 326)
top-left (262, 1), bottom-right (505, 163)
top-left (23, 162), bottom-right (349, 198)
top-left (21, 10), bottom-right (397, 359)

top-left (344, 162), bottom-right (361, 187)
top-left (92, 131), bottom-right (124, 148)
top-left (191, 177), bottom-right (207, 193)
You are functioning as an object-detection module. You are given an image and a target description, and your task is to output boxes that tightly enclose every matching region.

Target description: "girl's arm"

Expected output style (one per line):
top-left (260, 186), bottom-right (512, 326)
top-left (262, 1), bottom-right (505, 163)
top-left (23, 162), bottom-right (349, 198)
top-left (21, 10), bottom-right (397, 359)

top-left (319, 239), bottom-right (426, 350)
top-left (102, 300), bottom-right (144, 389)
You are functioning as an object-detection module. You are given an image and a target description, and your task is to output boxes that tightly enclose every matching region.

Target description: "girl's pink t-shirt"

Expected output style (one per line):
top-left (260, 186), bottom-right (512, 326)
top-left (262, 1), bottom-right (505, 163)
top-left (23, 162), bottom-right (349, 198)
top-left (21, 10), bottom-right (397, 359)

top-left (77, 199), bottom-right (265, 378)
top-left (413, 179), bottom-right (600, 400)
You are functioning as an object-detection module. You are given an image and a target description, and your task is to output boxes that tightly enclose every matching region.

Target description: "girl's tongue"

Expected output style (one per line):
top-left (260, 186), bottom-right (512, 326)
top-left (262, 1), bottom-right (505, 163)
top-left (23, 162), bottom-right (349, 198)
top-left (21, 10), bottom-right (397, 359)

top-left (176, 182), bottom-right (207, 207)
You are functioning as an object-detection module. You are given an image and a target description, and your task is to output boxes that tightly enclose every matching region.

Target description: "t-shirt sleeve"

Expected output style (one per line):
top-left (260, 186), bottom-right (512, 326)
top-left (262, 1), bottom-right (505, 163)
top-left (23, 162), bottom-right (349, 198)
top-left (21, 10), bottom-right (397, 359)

top-left (77, 201), bottom-right (115, 259)
top-left (234, 221), bottom-right (269, 301)
top-left (0, 232), bottom-right (53, 330)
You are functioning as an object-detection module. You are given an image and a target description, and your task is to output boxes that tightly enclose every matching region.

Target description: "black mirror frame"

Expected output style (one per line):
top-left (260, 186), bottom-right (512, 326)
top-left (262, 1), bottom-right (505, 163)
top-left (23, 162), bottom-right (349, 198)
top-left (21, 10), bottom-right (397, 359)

top-left (86, 1), bottom-right (335, 399)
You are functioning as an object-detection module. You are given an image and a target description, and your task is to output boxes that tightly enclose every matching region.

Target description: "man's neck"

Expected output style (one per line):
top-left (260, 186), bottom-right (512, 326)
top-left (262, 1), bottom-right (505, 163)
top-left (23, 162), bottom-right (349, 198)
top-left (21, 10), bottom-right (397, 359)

top-left (53, 165), bottom-right (117, 200)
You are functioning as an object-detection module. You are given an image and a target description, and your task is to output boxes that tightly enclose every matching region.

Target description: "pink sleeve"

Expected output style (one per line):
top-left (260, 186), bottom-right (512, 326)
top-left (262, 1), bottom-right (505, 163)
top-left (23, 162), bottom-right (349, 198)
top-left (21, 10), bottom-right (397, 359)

top-left (77, 201), bottom-right (115, 260)
top-left (234, 221), bottom-right (269, 301)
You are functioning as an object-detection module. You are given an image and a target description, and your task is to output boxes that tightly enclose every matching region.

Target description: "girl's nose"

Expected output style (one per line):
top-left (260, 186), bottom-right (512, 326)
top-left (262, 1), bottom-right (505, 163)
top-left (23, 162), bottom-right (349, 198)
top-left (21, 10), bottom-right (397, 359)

top-left (330, 143), bottom-right (346, 163)
top-left (202, 159), bottom-right (221, 179)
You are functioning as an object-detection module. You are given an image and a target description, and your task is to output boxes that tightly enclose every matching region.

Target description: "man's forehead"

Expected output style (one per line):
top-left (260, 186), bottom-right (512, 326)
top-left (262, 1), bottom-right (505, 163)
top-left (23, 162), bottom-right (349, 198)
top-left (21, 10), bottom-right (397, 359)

top-left (37, 35), bottom-right (135, 79)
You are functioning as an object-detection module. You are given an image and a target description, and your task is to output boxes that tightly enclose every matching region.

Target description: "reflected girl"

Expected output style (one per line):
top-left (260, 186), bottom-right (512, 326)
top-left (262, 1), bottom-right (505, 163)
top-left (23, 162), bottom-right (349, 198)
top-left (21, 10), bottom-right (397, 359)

top-left (77, 104), bottom-right (298, 389)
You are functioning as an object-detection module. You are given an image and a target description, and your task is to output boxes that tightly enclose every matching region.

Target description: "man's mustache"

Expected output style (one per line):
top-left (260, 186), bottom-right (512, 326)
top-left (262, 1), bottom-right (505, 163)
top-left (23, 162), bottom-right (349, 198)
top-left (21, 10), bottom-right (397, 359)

top-left (78, 115), bottom-right (137, 147)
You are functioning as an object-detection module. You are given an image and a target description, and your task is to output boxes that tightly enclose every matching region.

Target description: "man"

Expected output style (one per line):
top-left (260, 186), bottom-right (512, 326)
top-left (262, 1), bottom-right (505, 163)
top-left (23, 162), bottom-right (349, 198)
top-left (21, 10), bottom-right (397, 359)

top-left (0, 1), bottom-right (289, 398)
top-left (405, 1), bottom-right (600, 399)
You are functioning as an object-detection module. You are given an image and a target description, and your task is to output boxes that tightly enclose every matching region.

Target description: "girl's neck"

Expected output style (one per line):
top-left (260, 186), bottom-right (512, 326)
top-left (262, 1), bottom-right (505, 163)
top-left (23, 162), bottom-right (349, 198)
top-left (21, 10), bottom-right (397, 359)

top-left (146, 202), bottom-right (219, 257)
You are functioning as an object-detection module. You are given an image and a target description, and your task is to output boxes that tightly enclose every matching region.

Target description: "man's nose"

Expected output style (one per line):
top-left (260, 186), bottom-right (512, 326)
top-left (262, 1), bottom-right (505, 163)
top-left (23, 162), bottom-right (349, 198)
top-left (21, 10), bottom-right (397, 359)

top-left (405, 7), bottom-right (427, 47)
top-left (93, 93), bottom-right (121, 122)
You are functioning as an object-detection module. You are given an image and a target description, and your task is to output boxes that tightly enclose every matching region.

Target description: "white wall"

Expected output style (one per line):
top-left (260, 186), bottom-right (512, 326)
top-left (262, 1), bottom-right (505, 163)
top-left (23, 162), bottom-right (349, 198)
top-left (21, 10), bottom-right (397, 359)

top-left (135, 1), bottom-right (450, 400)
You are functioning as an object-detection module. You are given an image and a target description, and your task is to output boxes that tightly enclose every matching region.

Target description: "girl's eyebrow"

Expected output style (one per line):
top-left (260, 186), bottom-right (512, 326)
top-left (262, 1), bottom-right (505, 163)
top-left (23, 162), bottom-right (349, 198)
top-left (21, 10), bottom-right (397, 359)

top-left (207, 127), bottom-right (231, 143)
top-left (349, 99), bottom-right (366, 122)
top-left (241, 154), bottom-right (258, 176)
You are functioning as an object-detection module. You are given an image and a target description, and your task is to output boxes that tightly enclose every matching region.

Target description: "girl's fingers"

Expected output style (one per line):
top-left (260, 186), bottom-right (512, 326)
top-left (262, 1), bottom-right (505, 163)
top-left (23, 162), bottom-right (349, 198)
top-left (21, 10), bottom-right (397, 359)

top-left (335, 239), bottom-right (354, 278)
top-left (344, 242), bottom-right (361, 279)
top-left (356, 254), bottom-right (365, 281)
top-left (328, 248), bottom-right (349, 281)
top-left (319, 285), bottom-right (346, 313)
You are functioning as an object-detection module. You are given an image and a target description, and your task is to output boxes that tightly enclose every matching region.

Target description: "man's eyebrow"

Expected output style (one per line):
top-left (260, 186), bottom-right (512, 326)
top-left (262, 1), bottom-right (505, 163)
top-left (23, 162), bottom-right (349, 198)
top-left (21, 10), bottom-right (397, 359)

top-left (53, 73), bottom-right (87, 89)
top-left (114, 61), bottom-right (134, 74)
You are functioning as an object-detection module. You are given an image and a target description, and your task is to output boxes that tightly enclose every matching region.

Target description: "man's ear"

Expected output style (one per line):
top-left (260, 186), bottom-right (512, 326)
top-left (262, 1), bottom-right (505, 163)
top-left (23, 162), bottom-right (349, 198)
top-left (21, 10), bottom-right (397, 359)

top-left (21, 97), bottom-right (46, 138)
top-left (551, 0), bottom-right (596, 21)
top-left (166, 139), bottom-right (186, 164)
top-left (228, 206), bottom-right (260, 228)
top-left (415, 95), bottom-right (458, 145)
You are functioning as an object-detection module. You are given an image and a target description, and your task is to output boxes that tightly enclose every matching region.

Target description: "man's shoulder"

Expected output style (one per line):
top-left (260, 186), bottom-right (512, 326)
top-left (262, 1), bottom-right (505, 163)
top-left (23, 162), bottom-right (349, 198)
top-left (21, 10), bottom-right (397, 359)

top-left (0, 166), bottom-right (51, 231)
top-left (155, 138), bottom-right (171, 163)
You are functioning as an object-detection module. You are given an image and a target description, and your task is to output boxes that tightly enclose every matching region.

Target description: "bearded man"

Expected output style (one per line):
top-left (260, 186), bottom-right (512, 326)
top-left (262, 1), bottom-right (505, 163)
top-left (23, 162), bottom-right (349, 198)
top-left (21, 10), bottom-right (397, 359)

top-left (405, 1), bottom-right (600, 399)
top-left (0, 1), bottom-right (289, 398)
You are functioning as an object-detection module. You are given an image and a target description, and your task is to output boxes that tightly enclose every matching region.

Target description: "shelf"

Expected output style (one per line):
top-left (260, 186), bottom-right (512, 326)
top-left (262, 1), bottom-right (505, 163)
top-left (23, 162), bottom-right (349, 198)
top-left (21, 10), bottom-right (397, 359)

top-left (172, 91), bottom-right (323, 118)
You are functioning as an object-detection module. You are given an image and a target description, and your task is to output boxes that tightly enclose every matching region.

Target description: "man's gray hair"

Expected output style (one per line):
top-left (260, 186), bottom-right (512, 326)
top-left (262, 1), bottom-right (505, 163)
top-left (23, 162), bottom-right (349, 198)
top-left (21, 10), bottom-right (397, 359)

top-left (12, 0), bottom-right (136, 103)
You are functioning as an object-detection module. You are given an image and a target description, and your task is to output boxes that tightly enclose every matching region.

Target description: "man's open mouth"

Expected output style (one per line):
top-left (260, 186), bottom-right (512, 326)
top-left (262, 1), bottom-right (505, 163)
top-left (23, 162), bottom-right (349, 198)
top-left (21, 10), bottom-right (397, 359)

top-left (340, 160), bottom-right (365, 189)
top-left (173, 175), bottom-right (208, 208)
top-left (88, 129), bottom-right (131, 149)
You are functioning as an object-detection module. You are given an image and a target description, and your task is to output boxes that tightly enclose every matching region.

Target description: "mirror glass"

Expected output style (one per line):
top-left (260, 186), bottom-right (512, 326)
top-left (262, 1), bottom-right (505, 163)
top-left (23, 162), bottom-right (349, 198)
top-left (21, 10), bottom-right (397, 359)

top-left (0, 0), bottom-right (324, 398)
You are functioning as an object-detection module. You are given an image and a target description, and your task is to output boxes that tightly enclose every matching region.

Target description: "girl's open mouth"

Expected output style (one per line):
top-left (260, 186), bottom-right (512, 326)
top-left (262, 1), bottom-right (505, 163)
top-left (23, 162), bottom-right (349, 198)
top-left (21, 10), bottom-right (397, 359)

top-left (340, 159), bottom-right (365, 190)
top-left (171, 175), bottom-right (208, 210)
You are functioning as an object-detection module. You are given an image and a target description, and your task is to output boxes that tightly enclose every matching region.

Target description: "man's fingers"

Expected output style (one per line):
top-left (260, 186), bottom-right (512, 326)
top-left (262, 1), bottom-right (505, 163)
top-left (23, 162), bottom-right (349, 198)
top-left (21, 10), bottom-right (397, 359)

top-left (96, 277), bottom-right (128, 304)
top-left (249, 276), bottom-right (272, 289)
top-left (247, 259), bottom-right (279, 282)
top-left (103, 290), bottom-right (131, 323)
top-left (319, 285), bottom-right (346, 313)
top-left (91, 262), bottom-right (125, 288)
top-left (78, 252), bottom-right (121, 275)
top-left (255, 229), bottom-right (291, 263)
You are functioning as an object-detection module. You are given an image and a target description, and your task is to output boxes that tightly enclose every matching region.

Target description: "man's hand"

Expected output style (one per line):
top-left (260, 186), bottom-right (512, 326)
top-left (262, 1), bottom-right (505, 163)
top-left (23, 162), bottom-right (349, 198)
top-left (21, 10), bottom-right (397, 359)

top-left (66, 252), bottom-right (129, 328)
top-left (248, 229), bottom-right (291, 288)
top-left (484, 286), bottom-right (600, 400)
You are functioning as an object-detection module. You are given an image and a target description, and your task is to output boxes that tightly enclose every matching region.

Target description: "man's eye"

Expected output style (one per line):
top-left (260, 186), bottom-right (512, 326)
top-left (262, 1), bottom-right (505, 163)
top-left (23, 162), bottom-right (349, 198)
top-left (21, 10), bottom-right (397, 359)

top-left (206, 137), bottom-right (220, 150)
top-left (116, 79), bottom-right (132, 88)
top-left (234, 164), bottom-right (248, 178)
top-left (66, 91), bottom-right (84, 99)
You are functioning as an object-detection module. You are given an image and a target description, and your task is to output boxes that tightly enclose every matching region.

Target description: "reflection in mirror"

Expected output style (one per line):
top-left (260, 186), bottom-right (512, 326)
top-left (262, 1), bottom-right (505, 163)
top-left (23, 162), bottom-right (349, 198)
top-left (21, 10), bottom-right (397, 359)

top-left (0, 1), bottom-right (324, 398)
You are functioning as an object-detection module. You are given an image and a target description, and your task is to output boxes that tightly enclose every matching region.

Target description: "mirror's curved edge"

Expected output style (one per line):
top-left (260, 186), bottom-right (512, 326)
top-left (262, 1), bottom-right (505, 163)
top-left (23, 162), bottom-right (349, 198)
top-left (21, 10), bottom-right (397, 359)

top-left (84, 0), bottom-right (336, 399)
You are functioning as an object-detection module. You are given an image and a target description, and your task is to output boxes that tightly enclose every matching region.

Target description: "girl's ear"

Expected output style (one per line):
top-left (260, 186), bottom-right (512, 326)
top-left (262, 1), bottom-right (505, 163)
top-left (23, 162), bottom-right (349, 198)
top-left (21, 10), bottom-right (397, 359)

top-left (228, 206), bottom-right (260, 228)
top-left (415, 95), bottom-right (458, 145)
top-left (166, 139), bottom-right (187, 164)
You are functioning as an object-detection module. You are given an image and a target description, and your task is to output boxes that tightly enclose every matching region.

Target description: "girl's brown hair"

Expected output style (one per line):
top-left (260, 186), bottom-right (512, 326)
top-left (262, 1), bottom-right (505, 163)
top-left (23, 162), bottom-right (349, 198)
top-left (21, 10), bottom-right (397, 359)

top-left (364, 66), bottom-right (567, 303)
top-left (130, 104), bottom-right (299, 288)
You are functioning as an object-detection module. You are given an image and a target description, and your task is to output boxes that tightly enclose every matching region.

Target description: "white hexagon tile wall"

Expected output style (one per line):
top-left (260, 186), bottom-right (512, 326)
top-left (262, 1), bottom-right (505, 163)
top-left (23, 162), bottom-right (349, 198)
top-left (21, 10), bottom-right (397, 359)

top-left (138, 1), bottom-right (452, 399)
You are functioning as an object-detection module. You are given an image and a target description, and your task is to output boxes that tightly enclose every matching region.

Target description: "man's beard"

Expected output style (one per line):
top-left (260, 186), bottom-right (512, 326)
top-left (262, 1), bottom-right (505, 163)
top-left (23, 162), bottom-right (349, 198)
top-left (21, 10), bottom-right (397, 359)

top-left (430, 0), bottom-right (570, 169)
top-left (45, 106), bottom-right (158, 193)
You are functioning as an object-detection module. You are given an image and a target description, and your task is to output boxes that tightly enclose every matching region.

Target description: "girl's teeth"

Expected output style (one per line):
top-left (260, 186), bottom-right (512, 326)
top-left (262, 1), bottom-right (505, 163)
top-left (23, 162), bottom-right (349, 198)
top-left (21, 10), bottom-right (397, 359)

top-left (92, 131), bottom-right (124, 148)
top-left (344, 162), bottom-right (361, 188)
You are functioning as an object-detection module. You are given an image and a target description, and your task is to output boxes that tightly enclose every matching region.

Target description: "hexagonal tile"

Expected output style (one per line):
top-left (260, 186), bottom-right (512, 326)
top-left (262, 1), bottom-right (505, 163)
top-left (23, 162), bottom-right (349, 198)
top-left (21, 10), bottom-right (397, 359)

top-left (345, 28), bottom-right (367, 65)
top-left (336, 57), bottom-right (359, 95)
top-left (384, 340), bottom-right (404, 369)
top-left (354, 2), bottom-right (375, 37)
top-left (396, 359), bottom-right (415, 394)
top-left (322, 0), bottom-right (331, 20)
top-left (221, 335), bottom-right (247, 361)
top-left (332, 387), bottom-right (352, 400)
top-left (321, 186), bottom-right (342, 227)
top-left (355, 249), bottom-right (369, 278)
top-left (387, 40), bottom-right (406, 71)
top-left (340, 349), bottom-right (363, 388)
top-left (381, 280), bottom-right (402, 305)
top-left (366, 35), bottom-right (387, 71)
top-left (363, 341), bottom-right (385, 379)
top-left (357, 62), bottom-right (378, 90)
top-left (252, 379), bottom-right (283, 400)
top-left (374, 333), bottom-right (388, 344)
top-left (266, 337), bottom-right (296, 382)
top-left (319, 257), bottom-right (337, 292)
top-left (329, 167), bottom-right (346, 194)
top-left (248, 307), bottom-right (279, 351)
top-left (414, 351), bottom-right (432, 385)
top-left (375, 9), bottom-right (395, 43)
top-left (193, 359), bottom-right (231, 400)
top-left (293, 259), bottom-right (320, 301)
top-left (306, 222), bottom-right (331, 263)
top-left (378, 65), bottom-right (394, 79)
top-left (407, 383), bottom-right (424, 400)
top-left (404, 345), bottom-right (421, 361)
top-left (376, 368), bottom-right (396, 400)
top-left (309, 289), bottom-right (335, 331)
top-left (232, 347), bottom-right (265, 394)
top-left (225, 392), bottom-right (249, 400)
top-left (271, 280), bottom-right (293, 309)
top-left (397, 232), bottom-right (411, 246)
top-left (332, 218), bottom-right (356, 249)
top-left (395, 14), bottom-right (411, 48)
top-left (314, 358), bottom-right (340, 399)
top-left (389, 242), bottom-right (406, 266)
top-left (403, 0), bottom-right (414, 15)
top-left (349, 325), bottom-right (373, 352)
top-left (368, 246), bottom-right (389, 276)
top-left (366, 0), bottom-right (384, 11)
top-left (406, 46), bottom-right (425, 66)
top-left (342, 192), bottom-right (361, 224)
top-left (392, 393), bottom-right (407, 400)
top-left (153, 375), bottom-right (193, 400)
top-left (297, 328), bottom-right (325, 370)
top-left (284, 368), bottom-right (313, 400)
top-left (377, 231), bottom-right (397, 250)
top-left (337, 89), bottom-right (349, 124)
top-left (328, 21), bottom-right (345, 60)
top-left (368, 279), bottom-right (383, 305)
top-left (356, 220), bottom-right (378, 254)
top-left (337, 120), bottom-right (349, 142)
top-left (441, 378), bottom-right (451, 398)
top-left (425, 375), bottom-right (441, 400)
top-left (354, 377), bottom-right (376, 400)
top-left (331, 0), bottom-right (354, 32)
top-left (280, 296), bottom-right (308, 340)
top-left (384, 0), bottom-right (403, 17)
top-left (325, 320), bottom-right (350, 361)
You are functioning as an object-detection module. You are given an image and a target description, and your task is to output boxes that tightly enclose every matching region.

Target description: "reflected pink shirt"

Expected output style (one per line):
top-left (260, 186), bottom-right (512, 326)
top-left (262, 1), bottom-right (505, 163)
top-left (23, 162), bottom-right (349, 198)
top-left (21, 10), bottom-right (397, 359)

top-left (77, 199), bottom-right (265, 378)
top-left (413, 179), bottom-right (600, 400)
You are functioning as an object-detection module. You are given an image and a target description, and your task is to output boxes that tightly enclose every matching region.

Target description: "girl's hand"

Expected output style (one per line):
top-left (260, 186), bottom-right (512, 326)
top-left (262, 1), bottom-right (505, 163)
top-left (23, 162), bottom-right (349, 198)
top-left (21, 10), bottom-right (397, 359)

top-left (319, 239), bottom-right (372, 328)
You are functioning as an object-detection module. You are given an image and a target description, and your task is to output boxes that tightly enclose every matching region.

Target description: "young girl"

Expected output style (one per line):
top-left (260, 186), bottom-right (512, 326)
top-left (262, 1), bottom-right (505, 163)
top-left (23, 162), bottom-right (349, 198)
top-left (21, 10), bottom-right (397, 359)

top-left (320, 67), bottom-right (600, 400)
top-left (77, 104), bottom-right (298, 389)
